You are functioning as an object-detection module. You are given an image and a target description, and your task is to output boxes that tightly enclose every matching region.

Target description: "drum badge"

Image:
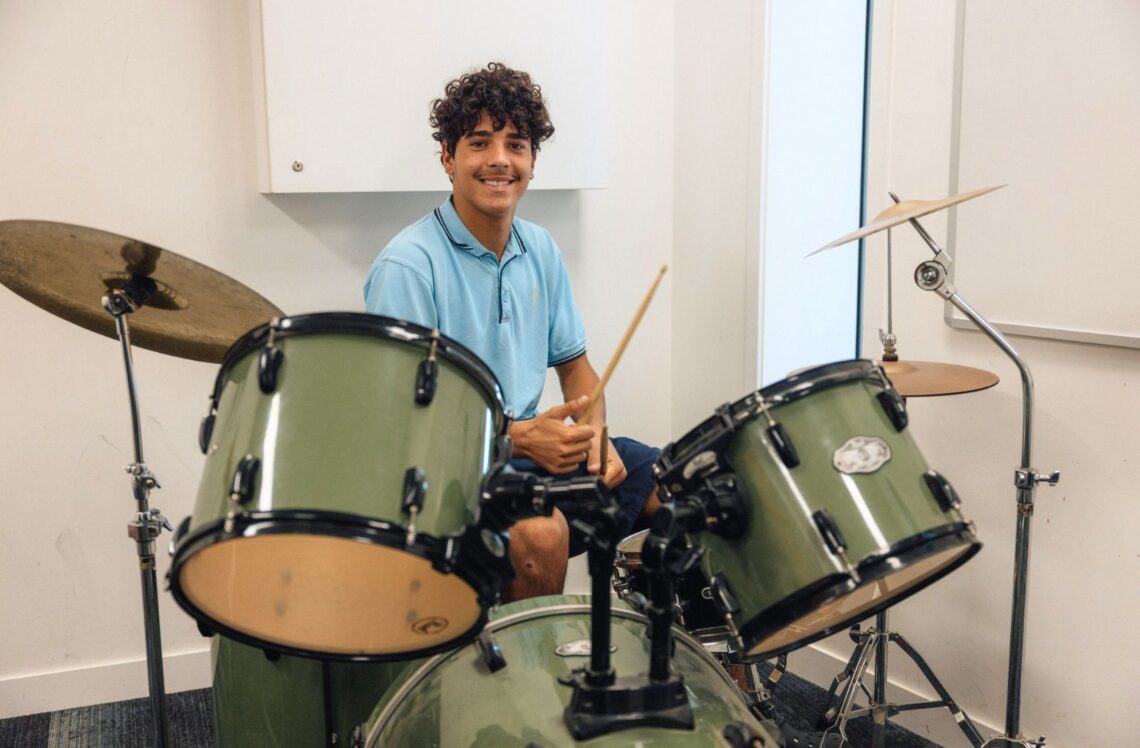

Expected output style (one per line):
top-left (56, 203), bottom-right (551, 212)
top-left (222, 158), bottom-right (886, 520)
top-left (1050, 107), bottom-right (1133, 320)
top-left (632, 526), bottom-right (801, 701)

top-left (833, 436), bottom-right (892, 475)
top-left (411, 617), bottom-right (449, 635)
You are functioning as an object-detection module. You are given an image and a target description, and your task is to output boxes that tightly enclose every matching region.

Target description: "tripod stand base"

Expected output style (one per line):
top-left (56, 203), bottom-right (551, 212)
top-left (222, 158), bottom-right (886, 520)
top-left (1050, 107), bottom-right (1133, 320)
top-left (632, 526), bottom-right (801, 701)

top-left (819, 613), bottom-right (982, 747)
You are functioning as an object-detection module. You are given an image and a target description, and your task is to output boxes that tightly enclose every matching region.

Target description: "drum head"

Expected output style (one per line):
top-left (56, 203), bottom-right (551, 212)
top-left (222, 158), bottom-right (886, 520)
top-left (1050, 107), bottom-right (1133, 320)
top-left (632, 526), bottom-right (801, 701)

top-left (743, 535), bottom-right (978, 659)
top-left (178, 533), bottom-right (482, 657)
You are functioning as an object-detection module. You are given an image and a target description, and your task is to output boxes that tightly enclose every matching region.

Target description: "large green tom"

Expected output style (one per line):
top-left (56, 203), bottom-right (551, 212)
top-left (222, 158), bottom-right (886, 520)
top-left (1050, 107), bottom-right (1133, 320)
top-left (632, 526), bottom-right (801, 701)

top-left (357, 594), bottom-right (778, 747)
top-left (169, 313), bottom-right (513, 661)
top-left (656, 359), bottom-right (981, 659)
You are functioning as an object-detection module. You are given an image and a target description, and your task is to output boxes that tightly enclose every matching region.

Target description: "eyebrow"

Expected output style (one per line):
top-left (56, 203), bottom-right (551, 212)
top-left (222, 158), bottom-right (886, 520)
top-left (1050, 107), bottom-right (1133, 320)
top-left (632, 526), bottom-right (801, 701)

top-left (464, 129), bottom-right (529, 140)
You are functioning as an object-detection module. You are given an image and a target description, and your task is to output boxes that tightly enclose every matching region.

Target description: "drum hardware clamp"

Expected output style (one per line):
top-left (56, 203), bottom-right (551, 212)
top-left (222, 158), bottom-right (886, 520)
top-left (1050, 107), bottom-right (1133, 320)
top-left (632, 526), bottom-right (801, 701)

top-left (224, 455), bottom-right (260, 534)
top-left (811, 509), bottom-right (861, 584)
top-left (257, 318), bottom-right (284, 394)
top-left (749, 394), bottom-right (801, 469)
top-left (415, 329), bottom-right (441, 405)
top-left (401, 467), bottom-right (427, 546)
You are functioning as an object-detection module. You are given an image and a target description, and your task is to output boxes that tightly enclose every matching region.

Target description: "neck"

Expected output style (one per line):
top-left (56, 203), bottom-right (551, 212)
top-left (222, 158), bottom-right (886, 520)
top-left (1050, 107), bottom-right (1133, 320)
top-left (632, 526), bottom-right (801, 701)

top-left (451, 198), bottom-right (513, 259)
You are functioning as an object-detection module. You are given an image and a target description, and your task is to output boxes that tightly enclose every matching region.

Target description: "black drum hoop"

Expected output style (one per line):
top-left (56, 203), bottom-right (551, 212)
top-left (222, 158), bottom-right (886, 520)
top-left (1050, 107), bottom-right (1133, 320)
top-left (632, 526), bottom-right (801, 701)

top-left (656, 359), bottom-right (888, 488)
top-left (168, 509), bottom-right (507, 663)
top-left (736, 522), bottom-right (981, 661)
top-left (208, 312), bottom-right (506, 432)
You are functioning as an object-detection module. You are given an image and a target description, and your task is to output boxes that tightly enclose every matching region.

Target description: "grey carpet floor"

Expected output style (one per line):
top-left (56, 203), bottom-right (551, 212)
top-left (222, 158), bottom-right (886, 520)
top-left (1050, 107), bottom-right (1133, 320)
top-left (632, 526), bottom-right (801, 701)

top-left (0, 665), bottom-right (942, 747)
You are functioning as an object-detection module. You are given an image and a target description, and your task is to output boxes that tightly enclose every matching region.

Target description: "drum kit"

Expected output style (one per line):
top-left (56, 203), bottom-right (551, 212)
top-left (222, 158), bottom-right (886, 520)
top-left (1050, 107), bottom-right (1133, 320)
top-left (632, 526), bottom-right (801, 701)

top-left (0, 185), bottom-right (1055, 748)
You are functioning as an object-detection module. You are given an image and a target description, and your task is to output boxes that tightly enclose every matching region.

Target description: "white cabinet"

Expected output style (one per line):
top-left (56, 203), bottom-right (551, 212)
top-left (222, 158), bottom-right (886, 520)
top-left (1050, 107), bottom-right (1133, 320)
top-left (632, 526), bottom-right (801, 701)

top-left (252, 0), bottom-right (609, 193)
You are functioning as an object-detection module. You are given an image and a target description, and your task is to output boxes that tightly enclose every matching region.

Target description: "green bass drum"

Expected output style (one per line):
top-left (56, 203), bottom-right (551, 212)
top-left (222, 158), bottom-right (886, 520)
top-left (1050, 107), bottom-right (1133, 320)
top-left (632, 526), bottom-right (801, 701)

top-left (169, 313), bottom-right (514, 661)
top-left (211, 635), bottom-right (407, 747)
top-left (655, 359), bottom-right (982, 659)
top-left (355, 594), bottom-right (778, 747)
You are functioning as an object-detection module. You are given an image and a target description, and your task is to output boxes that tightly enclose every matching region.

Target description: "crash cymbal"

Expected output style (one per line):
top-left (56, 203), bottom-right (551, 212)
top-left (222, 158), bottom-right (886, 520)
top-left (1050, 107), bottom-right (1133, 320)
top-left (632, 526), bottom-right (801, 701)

top-left (809, 185), bottom-right (1005, 255)
top-left (880, 358), bottom-right (999, 398)
top-left (0, 220), bottom-right (284, 363)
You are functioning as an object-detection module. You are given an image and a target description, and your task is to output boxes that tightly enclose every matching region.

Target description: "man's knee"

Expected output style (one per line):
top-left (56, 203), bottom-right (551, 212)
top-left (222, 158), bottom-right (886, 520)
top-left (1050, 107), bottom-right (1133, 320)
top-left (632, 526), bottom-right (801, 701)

top-left (509, 510), bottom-right (569, 565)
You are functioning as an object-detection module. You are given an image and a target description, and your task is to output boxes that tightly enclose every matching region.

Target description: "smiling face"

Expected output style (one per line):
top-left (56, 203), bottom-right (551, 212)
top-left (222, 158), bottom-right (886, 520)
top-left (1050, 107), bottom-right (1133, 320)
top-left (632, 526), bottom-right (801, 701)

top-left (442, 111), bottom-right (536, 231)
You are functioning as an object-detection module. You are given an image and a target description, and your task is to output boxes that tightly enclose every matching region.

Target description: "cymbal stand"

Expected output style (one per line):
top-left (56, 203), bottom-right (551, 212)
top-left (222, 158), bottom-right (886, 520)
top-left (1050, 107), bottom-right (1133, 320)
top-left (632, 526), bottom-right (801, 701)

top-left (897, 206), bottom-right (1058, 748)
top-left (102, 285), bottom-right (172, 748)
top-left (820, 224), bottom-right (983, 748)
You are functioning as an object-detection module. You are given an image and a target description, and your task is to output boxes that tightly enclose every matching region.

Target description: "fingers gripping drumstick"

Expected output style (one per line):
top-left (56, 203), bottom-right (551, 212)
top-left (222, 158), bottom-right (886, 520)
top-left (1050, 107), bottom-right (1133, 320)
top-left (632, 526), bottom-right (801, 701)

top-left (577, 265), bottom-right (668, 425)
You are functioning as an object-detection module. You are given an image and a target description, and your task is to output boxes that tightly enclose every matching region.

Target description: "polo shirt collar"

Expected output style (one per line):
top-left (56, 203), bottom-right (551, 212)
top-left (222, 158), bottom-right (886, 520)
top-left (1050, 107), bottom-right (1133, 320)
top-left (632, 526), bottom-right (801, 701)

top-left (435, 197), bottom-right (525, 261)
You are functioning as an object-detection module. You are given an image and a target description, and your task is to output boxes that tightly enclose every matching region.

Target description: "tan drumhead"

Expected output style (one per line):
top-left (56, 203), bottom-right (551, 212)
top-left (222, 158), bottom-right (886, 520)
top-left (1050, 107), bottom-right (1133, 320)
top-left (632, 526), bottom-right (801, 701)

top-left (179, 534), bottom-right (481, 655)
top-left (747, 544), bottom-right (973, 658)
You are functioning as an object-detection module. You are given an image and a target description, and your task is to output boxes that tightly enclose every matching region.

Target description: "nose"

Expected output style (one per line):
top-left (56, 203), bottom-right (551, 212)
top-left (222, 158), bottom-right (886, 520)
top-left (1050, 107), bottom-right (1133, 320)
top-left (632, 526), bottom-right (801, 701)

top-left (487, 142), bottom-right (510, 168)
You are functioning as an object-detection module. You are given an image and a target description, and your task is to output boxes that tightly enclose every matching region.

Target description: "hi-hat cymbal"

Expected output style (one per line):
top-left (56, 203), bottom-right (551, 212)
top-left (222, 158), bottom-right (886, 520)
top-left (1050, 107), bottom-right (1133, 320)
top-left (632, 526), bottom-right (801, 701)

top-left (810, 185), bottom-right (1005, 255)
top-left (880, 358), bottom-right (999, 398)
top-left (0, 220), bottom-right (284, 363)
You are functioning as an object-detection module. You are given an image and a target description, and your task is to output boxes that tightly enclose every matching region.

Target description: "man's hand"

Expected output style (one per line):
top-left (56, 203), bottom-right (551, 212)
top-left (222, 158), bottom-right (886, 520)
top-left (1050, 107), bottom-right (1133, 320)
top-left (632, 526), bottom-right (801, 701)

top-left (588, 436), bottom-right (628, 488)
top-left (511, 396), bottom-right (597, 474)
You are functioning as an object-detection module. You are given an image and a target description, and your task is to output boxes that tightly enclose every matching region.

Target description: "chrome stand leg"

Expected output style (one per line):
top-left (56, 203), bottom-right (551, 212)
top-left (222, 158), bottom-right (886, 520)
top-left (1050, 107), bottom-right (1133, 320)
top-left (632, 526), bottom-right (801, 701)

top-left (739, 654), bottom-right (786, 720)
top-left (105, 291), bottom-right (171, 748)
top-left (820, 611), bottom-right (983, 747)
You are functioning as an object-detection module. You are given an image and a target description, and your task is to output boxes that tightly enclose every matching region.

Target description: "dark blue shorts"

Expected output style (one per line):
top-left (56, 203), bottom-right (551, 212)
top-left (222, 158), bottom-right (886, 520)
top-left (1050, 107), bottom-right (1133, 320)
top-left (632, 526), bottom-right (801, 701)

top-left (510, 436), bottom-right (660, 556)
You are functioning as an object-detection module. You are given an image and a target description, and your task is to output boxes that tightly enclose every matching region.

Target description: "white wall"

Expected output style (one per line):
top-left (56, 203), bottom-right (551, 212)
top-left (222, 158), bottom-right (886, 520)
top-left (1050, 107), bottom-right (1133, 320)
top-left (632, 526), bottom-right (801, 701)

top-left (0, 0), bottom-right (674, 716)
top-left (671, 0), bottom-right (766, 435)
top-left (798, 2), bottom-right (1139, 746)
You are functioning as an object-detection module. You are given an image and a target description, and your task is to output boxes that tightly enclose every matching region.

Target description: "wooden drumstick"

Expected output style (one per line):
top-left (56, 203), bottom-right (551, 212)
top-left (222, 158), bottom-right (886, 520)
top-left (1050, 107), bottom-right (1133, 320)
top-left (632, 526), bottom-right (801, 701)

top-left (578, 265), bottom-right (668, 425)
top-left (598, 424), bottom-right (610, 480)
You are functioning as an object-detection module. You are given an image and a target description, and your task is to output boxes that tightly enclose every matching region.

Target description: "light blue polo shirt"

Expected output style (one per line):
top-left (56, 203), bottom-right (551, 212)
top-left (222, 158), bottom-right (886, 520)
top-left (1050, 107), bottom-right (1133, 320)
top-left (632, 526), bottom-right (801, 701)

top-left (363, 198), bottom-right (587, 420)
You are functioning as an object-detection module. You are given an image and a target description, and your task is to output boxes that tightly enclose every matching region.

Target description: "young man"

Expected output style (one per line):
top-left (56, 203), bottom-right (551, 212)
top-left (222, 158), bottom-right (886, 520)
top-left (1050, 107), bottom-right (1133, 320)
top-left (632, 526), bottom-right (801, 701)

top-left (364, 62), bottom-right (660, 600)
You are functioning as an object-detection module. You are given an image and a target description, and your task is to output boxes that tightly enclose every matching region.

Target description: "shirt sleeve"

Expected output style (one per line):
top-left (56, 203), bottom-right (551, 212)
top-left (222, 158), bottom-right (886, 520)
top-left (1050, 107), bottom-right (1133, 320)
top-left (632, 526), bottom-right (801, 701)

top-left (363, 257), bottom-right (438, 329)
top-left (546, 250), bottom-right (587, 366)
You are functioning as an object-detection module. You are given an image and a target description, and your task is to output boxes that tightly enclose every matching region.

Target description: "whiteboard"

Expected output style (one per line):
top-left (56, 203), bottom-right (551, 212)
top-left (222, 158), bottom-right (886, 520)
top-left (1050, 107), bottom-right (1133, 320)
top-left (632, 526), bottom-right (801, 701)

top-left (253, 0), bottom-right (608, 192)
top-left (948, 1), bottom-right (1140, 347)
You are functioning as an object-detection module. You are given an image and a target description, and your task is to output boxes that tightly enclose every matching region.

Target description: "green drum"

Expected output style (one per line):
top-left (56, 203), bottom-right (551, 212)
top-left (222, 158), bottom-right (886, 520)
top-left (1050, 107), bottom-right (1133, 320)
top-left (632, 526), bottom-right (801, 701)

top-left (169, 313), bottom-right (514, 661)
top-left (355, 594), bottom-right (778, 747)
top-left (211, 635), bottom-right (407, 747)
top-left (655, 359), bottom-right (981, 659)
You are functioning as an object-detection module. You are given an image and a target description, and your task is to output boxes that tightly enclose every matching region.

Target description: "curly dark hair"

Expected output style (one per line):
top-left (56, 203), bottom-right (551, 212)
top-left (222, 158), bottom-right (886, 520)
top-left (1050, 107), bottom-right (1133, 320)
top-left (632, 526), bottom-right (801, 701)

top-left (430, 62), bottom-right (555, 159)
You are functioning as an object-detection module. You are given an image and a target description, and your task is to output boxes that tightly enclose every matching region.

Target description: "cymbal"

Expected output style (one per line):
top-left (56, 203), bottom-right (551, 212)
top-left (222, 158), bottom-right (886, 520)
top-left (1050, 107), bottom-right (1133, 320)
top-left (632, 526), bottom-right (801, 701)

top-left (0, 220), bottom-right (284, 363)
top-left (809, 185), bottom-right (1005, 255)
top-left (880, 358), bottom-right (999, 398)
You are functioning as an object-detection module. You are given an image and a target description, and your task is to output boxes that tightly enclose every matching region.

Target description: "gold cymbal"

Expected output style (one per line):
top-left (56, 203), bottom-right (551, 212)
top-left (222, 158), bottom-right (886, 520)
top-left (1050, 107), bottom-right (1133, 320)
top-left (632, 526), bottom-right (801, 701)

top-left (809, 185), bottom-right (1005, 255)
top-left (0, 220), bottom-right (284, 363)
top-left (880, 358), bottom-right (999, 398)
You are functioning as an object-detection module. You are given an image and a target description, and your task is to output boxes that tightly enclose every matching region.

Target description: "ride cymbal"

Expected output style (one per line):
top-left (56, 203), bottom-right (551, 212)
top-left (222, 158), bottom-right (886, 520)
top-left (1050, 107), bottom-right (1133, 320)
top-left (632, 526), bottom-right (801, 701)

top-left (880, 358), bottom-right (999, 398)
top-left (0, 220), bottom-right (284, 363)
top-left (810, 185), bottom-right (1005, 255)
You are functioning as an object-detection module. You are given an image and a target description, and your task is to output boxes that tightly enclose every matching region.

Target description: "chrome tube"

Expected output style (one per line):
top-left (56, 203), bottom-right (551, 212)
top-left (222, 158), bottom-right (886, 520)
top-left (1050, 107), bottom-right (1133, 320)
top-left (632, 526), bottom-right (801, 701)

top-left (109, 309), bottom-right (170, 748)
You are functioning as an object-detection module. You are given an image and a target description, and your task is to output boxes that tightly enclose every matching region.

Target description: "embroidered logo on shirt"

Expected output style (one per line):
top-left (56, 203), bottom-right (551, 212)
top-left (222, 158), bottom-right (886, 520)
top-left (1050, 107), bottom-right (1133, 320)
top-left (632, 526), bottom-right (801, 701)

top-left (533, 286), bottom-right (538, 305)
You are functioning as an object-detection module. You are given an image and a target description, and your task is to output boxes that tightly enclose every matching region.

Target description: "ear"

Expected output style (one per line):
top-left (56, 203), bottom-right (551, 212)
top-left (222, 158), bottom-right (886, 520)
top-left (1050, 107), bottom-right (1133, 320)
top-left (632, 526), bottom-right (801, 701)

top-left (441, 145), bottom-right (454, 175)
